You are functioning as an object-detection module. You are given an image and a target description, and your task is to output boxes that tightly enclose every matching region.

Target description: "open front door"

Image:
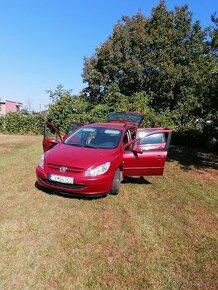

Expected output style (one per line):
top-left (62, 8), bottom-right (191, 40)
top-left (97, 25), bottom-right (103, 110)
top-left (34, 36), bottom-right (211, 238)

top-left (43, 121), bottom-right (62, 152)
top-left (123, 128), bottom-right (172, 177)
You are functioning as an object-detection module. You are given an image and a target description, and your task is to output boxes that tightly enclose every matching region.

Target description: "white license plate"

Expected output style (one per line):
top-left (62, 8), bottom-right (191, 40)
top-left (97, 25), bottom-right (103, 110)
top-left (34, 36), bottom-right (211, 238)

top-left (49, 174), bottom-right (74, 184)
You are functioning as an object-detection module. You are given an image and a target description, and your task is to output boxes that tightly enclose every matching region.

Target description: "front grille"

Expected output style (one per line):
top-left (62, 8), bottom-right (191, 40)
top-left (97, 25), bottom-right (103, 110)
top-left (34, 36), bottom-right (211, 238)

top-left (40, 177), bottom-right (87, 190)
top-left (47, 163), bottom-right (84, 173)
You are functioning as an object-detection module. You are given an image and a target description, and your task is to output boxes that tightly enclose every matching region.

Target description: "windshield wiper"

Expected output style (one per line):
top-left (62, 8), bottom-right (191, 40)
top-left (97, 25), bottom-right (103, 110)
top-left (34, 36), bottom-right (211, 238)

top-left (65, 143), bottom-right (83, 147)
top-left (83, 145), bottom-right (98, 148)
top-left (65, 143), bottom-right (98, 148)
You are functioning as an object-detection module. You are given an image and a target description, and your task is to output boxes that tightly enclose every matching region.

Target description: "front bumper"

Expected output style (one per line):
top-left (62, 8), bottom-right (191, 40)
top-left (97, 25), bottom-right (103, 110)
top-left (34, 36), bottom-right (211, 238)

top-left (36, 166), bottom-right (114, 196)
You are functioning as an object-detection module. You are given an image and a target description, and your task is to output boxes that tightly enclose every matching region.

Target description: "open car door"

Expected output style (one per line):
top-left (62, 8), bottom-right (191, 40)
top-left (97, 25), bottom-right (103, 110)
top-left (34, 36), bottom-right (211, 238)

top-left (123, 128), bottom-right (172, 176)
top-left (43, 121), bottom-right (62, 152)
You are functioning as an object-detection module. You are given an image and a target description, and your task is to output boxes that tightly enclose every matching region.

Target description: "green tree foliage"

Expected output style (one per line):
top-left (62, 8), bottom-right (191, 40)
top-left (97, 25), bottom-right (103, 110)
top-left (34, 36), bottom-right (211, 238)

top-left (46, 84), bottom-right (73, 104)
top-left (47, 85), bottom-right (91, 131)
top-left (82, 1), bottom-right (217, 139)
top-left (210, 13), bottom-right (218, 55)
top-left (191, 13), bottom-right (218, 147)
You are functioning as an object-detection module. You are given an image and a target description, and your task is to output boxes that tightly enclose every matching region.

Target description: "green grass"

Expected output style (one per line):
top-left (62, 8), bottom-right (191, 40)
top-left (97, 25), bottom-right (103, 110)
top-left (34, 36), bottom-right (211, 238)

top-left (0, 134), bottom-right (217, 289)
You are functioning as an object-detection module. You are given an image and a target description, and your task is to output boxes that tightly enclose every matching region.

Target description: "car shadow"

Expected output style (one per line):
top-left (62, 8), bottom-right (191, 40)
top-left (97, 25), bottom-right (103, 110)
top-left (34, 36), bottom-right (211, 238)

top-left (168, 145), bottom-right (218, 171)
top-left (122, 176), bottom-right (152, 184)
top-left (34, 182), bottom-right (107, 200)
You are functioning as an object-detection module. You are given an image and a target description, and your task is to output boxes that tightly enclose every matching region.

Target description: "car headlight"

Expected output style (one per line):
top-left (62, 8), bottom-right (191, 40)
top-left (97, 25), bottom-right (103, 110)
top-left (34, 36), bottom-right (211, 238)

top-left (38, 154), bottom-right (44, 169)
top-left (85, 162), bottom-right (110, 177)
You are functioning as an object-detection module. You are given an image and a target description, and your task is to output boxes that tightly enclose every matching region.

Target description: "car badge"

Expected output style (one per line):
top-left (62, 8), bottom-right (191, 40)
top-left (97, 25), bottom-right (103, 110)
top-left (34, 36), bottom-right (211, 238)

top-left (60, 166), bottom-right (67, 172)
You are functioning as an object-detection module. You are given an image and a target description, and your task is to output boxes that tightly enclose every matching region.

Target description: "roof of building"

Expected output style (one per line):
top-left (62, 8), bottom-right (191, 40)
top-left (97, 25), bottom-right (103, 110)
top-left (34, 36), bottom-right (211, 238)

top-left (0, 100), bottom-right (22, 105)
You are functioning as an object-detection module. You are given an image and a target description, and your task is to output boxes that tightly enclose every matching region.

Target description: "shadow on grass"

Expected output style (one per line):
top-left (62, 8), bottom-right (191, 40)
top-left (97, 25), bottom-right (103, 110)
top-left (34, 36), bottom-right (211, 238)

top-left (34, 177), bottom-right (151, 200)
top-left (34, 182), bottom-right (107, 200)
top-left (122, 176), bottom-right (152, 184)
top-left (168, 145), bottom-right (218, 171)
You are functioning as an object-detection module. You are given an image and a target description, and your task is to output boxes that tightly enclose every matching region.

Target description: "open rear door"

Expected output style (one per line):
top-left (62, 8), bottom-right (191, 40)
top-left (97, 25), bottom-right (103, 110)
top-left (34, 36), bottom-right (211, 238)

top-left (43, 121), bottom-right (62, 152)
top-left (123, 128), bottom-right (172, 177)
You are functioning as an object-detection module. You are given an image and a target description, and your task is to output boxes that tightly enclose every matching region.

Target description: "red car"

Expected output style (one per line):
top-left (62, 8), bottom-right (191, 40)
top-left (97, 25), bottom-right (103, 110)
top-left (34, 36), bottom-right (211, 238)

top-left (36, 112), bottom-right (172, 196)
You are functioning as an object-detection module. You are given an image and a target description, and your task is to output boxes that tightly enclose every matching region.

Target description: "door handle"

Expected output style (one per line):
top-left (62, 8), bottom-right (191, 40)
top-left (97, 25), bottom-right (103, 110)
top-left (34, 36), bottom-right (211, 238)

top-left (156, 155), bottom-right (163, 160)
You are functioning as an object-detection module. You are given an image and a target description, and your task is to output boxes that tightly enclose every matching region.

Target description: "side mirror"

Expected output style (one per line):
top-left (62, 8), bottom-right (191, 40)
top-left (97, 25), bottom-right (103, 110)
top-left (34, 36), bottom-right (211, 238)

top-left (133, 147), bottom-right (143, 154)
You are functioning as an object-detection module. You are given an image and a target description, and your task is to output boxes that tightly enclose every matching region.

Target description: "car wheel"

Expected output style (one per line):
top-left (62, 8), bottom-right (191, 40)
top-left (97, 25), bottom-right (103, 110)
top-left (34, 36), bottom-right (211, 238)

top-left (110, 168), bottom-right (122, 195)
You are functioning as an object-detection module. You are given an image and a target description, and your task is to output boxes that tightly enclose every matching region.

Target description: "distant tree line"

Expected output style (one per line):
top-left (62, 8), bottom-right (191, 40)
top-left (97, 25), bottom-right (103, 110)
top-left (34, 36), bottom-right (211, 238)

top-left (0, 1), bottom-right (217, 149)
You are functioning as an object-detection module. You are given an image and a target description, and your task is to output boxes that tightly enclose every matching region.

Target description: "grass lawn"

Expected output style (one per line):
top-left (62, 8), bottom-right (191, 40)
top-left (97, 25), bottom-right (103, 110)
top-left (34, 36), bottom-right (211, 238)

top-left (0, 134), bottom-right (217, 290)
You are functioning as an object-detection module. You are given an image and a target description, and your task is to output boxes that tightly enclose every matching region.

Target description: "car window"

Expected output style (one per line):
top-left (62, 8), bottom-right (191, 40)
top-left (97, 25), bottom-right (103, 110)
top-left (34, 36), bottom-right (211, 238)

top-left (129, 128), bottom-right (136, 139)
top-left (123, 131), bottom-right (129, 145)
top-left (137, 130), bottom-right (166, 144)
top-left (107, 112), bottom-right (144, 125)
top-left (123, 129), bottom-right (134, 151)
top-left (64, 127), bottom-right (122, 149)
top-left (140, 133), bottom-right (165, 144)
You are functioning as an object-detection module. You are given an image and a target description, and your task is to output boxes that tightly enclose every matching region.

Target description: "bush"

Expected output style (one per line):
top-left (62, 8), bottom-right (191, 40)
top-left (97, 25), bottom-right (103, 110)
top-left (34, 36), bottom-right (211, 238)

top-left (0, 113), bottom-right (46, 134)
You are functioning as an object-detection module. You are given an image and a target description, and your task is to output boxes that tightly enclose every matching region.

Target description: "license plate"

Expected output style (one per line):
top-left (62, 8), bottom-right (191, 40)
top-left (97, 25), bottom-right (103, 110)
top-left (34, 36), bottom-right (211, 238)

top-left (49, 174), bottom-right (74, 184)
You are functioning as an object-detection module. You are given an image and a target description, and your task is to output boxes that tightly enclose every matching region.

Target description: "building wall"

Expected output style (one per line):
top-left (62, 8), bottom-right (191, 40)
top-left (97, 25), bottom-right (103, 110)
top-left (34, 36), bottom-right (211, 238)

top-left (5, 101), bottom-right (19, 113)
top-left (0, 103), bottom-right (6, 115)
top-left (0, 101), bottom-right (22, 115)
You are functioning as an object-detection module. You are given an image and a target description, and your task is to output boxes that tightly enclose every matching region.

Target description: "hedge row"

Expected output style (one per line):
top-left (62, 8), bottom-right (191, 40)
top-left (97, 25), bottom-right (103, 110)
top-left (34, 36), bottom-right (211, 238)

top-left (0, 111), bottom-right (217, 151)
top-left (0, 113), bottom-right (46, 135)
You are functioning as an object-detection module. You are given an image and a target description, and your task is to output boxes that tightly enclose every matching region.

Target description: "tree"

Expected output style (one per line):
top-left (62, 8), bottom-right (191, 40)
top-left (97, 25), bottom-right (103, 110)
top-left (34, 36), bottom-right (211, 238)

top-left (46, 84), bottom-right (73, 104)
top-left (45, 2), bottom-right (217, 148)
top-left (82, 1), bottom-right (215, 132)
top-left (210, 13), bottom-right (218, 55)
top-left (197, 14), bottom-right (218, 146)
top-left (46, 85), bottom-right (91, 131)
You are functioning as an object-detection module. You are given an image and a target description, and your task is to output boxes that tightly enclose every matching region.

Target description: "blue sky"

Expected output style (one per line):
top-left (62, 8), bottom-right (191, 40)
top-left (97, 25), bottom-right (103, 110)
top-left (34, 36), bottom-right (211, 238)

top-left (0, 0), bottom-right (217, 111)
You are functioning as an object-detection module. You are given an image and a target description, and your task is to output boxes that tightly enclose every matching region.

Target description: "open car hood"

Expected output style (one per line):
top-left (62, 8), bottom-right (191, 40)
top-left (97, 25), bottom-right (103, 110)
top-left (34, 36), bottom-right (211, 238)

top-left (107, 112), bottom-right (144, 126)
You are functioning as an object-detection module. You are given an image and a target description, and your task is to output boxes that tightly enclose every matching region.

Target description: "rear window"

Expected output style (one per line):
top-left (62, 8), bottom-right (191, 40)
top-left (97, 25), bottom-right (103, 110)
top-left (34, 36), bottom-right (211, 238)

top-left (107, 112), bottom-right (144, 125)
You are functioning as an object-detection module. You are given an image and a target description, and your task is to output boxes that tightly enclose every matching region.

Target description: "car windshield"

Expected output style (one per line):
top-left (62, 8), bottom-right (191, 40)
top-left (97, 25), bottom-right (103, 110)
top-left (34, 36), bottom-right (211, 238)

top-left (64, 127), bottom-right (122, 149)
top-left (66, 123), bottom-right (82, 134)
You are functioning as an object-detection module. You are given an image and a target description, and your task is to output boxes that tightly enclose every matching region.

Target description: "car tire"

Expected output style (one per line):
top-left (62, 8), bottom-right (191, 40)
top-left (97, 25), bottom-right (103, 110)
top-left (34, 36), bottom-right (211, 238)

top-left (110, 168), bottom-right (122, 195)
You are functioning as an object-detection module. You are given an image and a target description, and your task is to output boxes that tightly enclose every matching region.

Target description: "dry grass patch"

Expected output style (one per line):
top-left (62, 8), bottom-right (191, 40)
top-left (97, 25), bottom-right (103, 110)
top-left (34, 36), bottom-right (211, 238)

top-left (0, 135), bottom-right (217, 289)
top-left (0, 134), bottom-right (41, 155)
